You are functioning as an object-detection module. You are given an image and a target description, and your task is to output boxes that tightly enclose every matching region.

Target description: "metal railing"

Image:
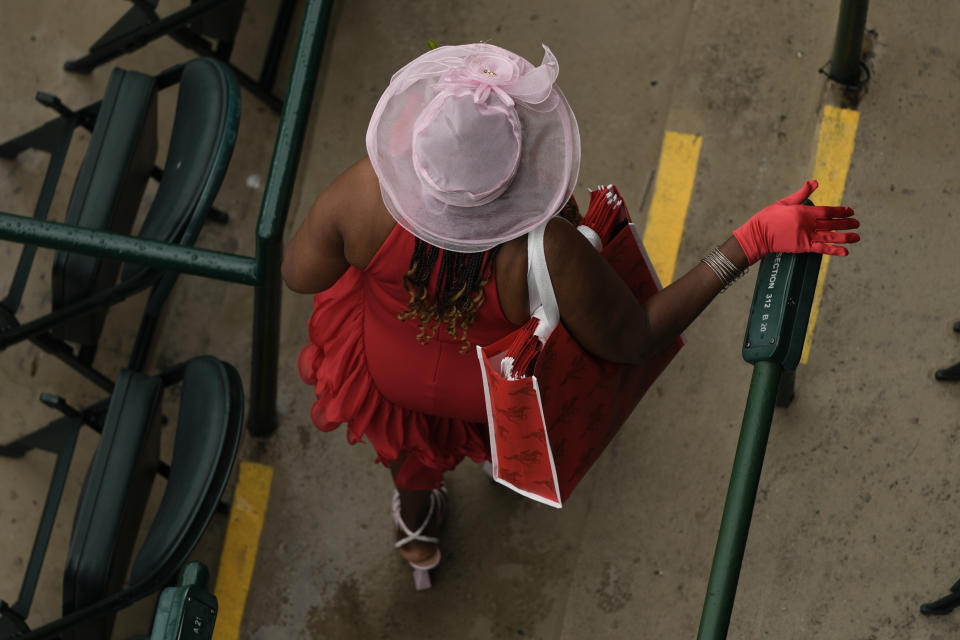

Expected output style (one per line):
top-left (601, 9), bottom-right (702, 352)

top-left (697, 249), bottom-right (822, 639)
top-left (0, 0), bottom-right (334, 437)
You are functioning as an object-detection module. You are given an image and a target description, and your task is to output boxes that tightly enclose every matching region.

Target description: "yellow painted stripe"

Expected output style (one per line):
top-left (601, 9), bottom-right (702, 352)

top-left (213, 461), bottom-right (274, 640)
top-left (800, 105), bottom-right (860, 364)
top-left (642, 131), bottom-right (703, 284)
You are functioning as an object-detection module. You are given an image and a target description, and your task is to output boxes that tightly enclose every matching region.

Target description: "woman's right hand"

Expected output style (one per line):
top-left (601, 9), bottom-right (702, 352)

top-left (732, 180), bottom-right (861, 265)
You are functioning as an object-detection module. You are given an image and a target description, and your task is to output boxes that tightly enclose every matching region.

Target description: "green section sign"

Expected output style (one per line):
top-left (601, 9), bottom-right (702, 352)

top-left (742, 250), bottom-right (822, 370)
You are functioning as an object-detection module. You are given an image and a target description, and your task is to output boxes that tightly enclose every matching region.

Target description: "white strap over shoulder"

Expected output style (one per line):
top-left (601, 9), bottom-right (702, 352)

top-left (526, 222), bottom-right (557, 315)
top-left (527, 221), bottom-right (560, 341)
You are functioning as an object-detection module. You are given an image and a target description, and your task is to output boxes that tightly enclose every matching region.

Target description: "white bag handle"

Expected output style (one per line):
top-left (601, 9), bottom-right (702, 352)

top-left (526, 219), bottom-right (603, 343)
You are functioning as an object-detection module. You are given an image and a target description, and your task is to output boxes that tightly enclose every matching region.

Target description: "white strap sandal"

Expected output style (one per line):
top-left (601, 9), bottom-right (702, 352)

top-left (392, 487), bottom-right (447, 590)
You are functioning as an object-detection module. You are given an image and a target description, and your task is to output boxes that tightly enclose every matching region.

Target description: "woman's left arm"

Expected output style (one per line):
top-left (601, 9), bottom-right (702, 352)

top-left (281, 189), bottom-right (350, 294)
top-left (282, 158), bottom-right (388, 293)
top-left (642, 179), bottom-right (860, 358)
top-left (639, 235), bottom-right (749, 356)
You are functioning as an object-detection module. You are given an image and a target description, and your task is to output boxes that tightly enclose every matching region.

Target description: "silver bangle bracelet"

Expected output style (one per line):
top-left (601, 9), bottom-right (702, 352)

top-left (700, 247), bottom-right (747, 291)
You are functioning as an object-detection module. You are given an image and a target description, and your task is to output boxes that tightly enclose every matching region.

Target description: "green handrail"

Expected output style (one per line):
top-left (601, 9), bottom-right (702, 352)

top-left (0, 0), bottom-right (334, 437)
top-left (0, 214), bottom-right (258, 284)
top-left (697, 247), bottom-right (823, 640)
top-left (697, 361), bottom-right (782, 639)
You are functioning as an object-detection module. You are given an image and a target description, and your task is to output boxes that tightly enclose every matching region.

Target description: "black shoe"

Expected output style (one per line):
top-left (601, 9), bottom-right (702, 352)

top-left (935, 362), bottom-right (960, 381)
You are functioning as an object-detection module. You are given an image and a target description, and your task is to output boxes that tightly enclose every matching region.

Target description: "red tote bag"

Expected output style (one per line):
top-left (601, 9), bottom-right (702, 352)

top-left (476, 185), bottom-right (684, 507)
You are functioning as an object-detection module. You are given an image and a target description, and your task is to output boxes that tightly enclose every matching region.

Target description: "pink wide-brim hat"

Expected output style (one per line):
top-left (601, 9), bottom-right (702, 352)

top-left (366, 43), bottom-right (580, 253)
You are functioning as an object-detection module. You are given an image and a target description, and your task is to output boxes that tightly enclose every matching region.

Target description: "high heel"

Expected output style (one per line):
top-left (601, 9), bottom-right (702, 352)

top-left (392, 487), bottom-right (447, 590)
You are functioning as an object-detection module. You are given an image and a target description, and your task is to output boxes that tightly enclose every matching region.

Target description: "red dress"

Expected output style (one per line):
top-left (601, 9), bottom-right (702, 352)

top-left (297, 224), bottom-right (520, 489)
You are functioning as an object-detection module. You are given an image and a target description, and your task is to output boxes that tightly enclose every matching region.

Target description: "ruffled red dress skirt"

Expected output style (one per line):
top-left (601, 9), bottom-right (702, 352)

top-left (297, 224), bottom-right (520, 490)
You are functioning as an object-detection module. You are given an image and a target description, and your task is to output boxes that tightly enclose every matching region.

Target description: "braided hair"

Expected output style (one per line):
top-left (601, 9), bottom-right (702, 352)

top-left (398, 240), bottom-right (499, 354)
top-left (397, 198), bottom-right (580, 354)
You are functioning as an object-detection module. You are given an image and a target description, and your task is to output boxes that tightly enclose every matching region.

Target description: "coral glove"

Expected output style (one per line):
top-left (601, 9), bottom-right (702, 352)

top-left (732, 180), bottom-right (861, 265)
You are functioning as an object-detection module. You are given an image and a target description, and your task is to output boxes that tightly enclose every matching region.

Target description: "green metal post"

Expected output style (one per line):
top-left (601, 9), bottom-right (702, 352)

top-left (247, 0), bottom-right (333, 436)
top-left (250, 236), bottom-right (283, 437)
top-left (697, 360), bottom-right (783, 640)
top-left (697, 248), bottom-right (823, 637)
top-left (829, 0), bottom-right (869, 86)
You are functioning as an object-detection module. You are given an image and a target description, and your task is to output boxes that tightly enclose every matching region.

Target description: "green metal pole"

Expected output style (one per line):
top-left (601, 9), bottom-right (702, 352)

top-left (697, 360), bottom-right (783, 640)
top-left (249, 236), bottom-right (283, 437)
top-left (247, 0), bottom-right (333, 436)
top-left (0, 211), bottom-right (259, 284)
top-left (829, 0), bottom-right (869, 86)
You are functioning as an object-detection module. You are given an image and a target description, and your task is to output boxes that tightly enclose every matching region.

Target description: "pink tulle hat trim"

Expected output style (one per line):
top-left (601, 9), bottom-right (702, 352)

top-left (366, 43), bottom-right (580, 253)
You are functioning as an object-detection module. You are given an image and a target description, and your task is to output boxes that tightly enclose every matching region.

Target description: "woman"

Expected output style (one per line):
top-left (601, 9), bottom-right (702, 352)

top-left (282, 43), bottom-right (860, 589)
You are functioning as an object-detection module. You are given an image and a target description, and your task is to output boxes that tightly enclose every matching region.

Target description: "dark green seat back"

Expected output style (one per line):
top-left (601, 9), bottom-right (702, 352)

top-left (61, 356), bottom-right (243, 639)
top-left (52, 69), bottom-right (158, 346)
top-left (122, 57), bottom-right (241, 282)
top-left (62, 370), bottom-right (162, 640)
top-left (130, 356), bottom-right (243, 587)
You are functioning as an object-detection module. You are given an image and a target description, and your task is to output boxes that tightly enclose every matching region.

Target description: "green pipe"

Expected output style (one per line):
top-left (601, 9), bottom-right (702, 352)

top-left (249, 236), bottom-right (283, 436)
top-left (0, 212), bottom-right (258, 285)
top-left (247, 0), bottom-right (333, 436)
top-left (255, 0), bottom-right (333, 244)
top-left (829, 0), bottom-right (869, 86)
top-left (697, 360), bottom-right (783, 640)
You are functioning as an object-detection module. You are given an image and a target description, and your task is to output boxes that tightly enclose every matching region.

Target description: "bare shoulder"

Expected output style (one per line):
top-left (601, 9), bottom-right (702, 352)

top-left (542, 216), bottom-right (644, 360)
top-left (496, 217), bottom-right (610, 326)
top-left (314, 156), bottom-right (397, 270)
top-left (542, 216), bottom-right (606, 288)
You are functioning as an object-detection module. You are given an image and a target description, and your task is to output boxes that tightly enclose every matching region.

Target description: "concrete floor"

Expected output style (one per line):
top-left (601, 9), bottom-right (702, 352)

top-left (1, 1), bottom-right (960, 639)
